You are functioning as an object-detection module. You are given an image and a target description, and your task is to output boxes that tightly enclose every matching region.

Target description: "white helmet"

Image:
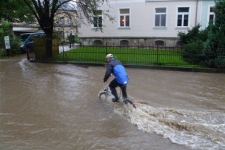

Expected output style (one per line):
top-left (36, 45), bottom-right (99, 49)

top-left (106, 54), bottom-right (113, 59)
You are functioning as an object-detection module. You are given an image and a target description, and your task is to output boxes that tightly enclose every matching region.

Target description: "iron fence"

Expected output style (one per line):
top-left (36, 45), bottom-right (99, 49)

top-left (32, 43), bottom-right (225, 68)
top-left (50, 44), bottom-right (195, 67)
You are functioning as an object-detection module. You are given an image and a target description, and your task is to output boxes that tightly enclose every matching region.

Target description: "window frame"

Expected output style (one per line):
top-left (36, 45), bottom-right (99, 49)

top-left (155, 40), bottom-right (165, 47)
top-left (118, 8), bottom-right (131, 28)
top-left (207, 6), bottom-right (215, 25)
top-left (176, 6), bottom-right (190, 27)
top-left (68, 16), bottom-right (72, 24)
top-left (154, 7), bottom-right (167, 28)
top-left (59, 17), bottom-right (65, 25)
top-left (92, 10), bottom-right (103, 28)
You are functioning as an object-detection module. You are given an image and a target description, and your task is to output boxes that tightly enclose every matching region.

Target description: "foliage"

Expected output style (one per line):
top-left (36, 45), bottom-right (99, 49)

top-left (181, 40), bottom-right (204, 64)
top-left (178, 24), bottom-right (209, 46)
top-left (178, 0), bottom-right (225, 68)
top-left (23, 0), bottom-right (110, 57)
top-left (64, 34), bottom-right (79, 44)
top-left (0, 49), bottom-right (5, 57)
top-left (0, 21), bottom-right (12, 46)
top-left (74, 34), bottom-right (80, 43)
top-left (202, 0), bottom-right (225, 67)
top-left (10, 38), bottom-right (21, 52)
top-left (0, 0), bottom-right (35, 22)
top-left (0, 21), bottom-right (20, 54)
top-left (0, 21), bottom-right (11, 44)
top-left (214, 56), bottom-right (225, 68)
top-left (178, 24), bottom-right (209, 65)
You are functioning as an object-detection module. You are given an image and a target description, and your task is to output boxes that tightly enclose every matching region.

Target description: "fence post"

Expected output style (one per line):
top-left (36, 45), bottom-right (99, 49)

top-left (62, 41), bottom-right (64, 59)
top-left (106, 42), bottom-right (108, 54)
top-left (157, 46), bottom-right (159, 64)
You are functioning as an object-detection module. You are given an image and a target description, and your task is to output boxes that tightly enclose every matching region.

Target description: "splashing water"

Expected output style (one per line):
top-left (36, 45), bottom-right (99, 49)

top-left (99, 94), bottom-right (225, 150)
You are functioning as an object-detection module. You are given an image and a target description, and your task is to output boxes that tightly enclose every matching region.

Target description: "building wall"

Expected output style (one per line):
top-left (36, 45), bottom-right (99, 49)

top-left (53, 10), bottom-right (77, 40)
top-left (79, 1), bottom-right (145, 38)
top-left (78, 0), bottom-right (210, 46)
top-left (144, 1), bottom-right (197, 37)
top-left (199, 0), bottom-right (215, 30)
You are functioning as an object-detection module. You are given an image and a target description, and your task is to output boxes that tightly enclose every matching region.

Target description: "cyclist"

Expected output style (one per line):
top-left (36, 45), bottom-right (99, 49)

top-left (103, 54), bottom-right (129, 102)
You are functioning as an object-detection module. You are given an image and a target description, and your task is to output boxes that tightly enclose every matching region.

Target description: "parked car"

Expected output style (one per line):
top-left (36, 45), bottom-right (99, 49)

top-left (19, 32), bottom-right (45, 53)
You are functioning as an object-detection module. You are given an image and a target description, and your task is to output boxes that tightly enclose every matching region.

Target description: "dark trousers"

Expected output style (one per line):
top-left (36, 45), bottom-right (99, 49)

top-left (109, 78), bottom-right (127, 100)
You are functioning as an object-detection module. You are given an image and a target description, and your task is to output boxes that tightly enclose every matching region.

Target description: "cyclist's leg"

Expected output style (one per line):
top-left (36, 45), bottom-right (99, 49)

top-left (109, 79), bottom-right (119, 100)
top-left (120, 84), bottom-right (127, 99)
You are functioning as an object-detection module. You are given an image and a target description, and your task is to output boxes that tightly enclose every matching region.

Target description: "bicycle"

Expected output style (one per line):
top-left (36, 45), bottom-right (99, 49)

top-left (98, 84), bottom-right (136, 108)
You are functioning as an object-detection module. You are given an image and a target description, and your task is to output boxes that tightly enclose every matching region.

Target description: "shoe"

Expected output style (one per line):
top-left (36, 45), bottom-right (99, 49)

top-left (112, 98), bottom-right (119, 102)
top-left (123, 99), bottom-right (128, 104)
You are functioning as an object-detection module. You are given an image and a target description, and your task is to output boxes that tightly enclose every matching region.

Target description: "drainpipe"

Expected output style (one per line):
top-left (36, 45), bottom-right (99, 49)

top-left (195, 0), bottom-right (199, 26)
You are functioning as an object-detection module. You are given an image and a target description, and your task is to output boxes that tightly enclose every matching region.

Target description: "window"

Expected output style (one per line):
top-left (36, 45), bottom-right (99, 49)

top-left (177, 7), bottom-right (189, 27)
top-left (119, 9), bottom-right (130, 27)
top-left (93, 10), bottom-right (102, 28)
top-left (208, 7), bottom-right (215, 24)
top-left (120, 40), bottom-right (129, 46)
top-left (59, 17), bottom-right (65, 25)
top-left (93, 40), bottom-right (103, 46)
top-left (155, 8), bottom-right (166, 27)
top-left (176, 41), bottom-right (181, 47)
top-left (155, 40), bottom-right (164, 46)
top-left (68, 17), bottom-right (72, 24)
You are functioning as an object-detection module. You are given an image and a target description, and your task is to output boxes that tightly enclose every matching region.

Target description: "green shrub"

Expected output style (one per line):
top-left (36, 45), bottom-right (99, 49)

top-left (178, 24), bottom-right (209, 46)
top-left (0, 49), bottom-right (5, 57)
top-left (10, 38), bottom-right (20, 53)
top-left (74, 34), bottom-right (79, 43)
top-left (182, 40), bottom-right (204, 64)
top-left (214, 56), bottom-right (225, 68)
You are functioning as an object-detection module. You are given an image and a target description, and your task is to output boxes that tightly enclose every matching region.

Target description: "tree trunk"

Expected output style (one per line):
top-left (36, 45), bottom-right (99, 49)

top-left (46, 38), bottom-right (52, 58)
top-left (45, 33), bottom-right (53, 58)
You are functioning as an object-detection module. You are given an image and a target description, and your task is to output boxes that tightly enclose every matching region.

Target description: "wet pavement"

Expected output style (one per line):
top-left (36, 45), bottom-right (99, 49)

top-left (0, 54), bottom-right (225, 150)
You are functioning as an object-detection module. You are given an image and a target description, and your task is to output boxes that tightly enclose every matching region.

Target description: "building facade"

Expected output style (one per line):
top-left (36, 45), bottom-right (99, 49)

top-left (78, 0), bottom-right (215, 46)
top-left (11, 10), bottom-right (77, 41)
top-left (199, 0), bottom-right (215, 30)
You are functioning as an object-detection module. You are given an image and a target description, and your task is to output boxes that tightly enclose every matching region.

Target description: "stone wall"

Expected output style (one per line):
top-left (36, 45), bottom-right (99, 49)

top-left (80, 37), bottom-right (180, 47)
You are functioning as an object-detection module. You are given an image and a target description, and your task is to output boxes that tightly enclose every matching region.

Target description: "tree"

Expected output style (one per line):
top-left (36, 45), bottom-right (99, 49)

top-left (0, 21), bottom-right (20, 54)
top-left (178, 0), bottom-right (225, 68)
top-left (0, 0), bottom-right (35, 22)
top-left (178, 24), bottom-right (208, 46)
top-left (23, 0), bottom-right (110, 58)
top-left (178, 24), bottom-right (209, 65)
top-left (203, 0), bottom-right (225, 67)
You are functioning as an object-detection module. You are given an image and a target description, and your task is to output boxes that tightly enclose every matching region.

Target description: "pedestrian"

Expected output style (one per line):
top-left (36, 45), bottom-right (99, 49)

top-left (103, 54), bottom-right (129, 102)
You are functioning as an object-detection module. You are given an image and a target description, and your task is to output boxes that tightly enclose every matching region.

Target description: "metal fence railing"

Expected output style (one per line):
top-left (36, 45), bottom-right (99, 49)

top-left (1, 40), bottom-right (224, 69)
top-left (47, 44), bottom-right (197, 67)
top-left (25, 43), bottom-right (225, 69)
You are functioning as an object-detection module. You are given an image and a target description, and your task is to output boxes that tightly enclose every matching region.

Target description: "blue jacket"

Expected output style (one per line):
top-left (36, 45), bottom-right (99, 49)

top-left (103, 58), bottom-right (129, 85)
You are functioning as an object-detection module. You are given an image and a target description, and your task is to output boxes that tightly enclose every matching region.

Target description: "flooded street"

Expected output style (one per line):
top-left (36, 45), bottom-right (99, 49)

top-left (0, 55), bottom-right (225, 150)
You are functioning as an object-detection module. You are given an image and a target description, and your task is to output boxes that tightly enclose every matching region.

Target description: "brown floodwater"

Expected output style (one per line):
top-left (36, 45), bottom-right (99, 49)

top-left (0, 54), bottom-right (225, 150)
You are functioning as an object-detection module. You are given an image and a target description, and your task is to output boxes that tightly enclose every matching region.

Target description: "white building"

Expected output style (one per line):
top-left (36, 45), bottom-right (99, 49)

top-left (78, 0), bottom-right (215, 46)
